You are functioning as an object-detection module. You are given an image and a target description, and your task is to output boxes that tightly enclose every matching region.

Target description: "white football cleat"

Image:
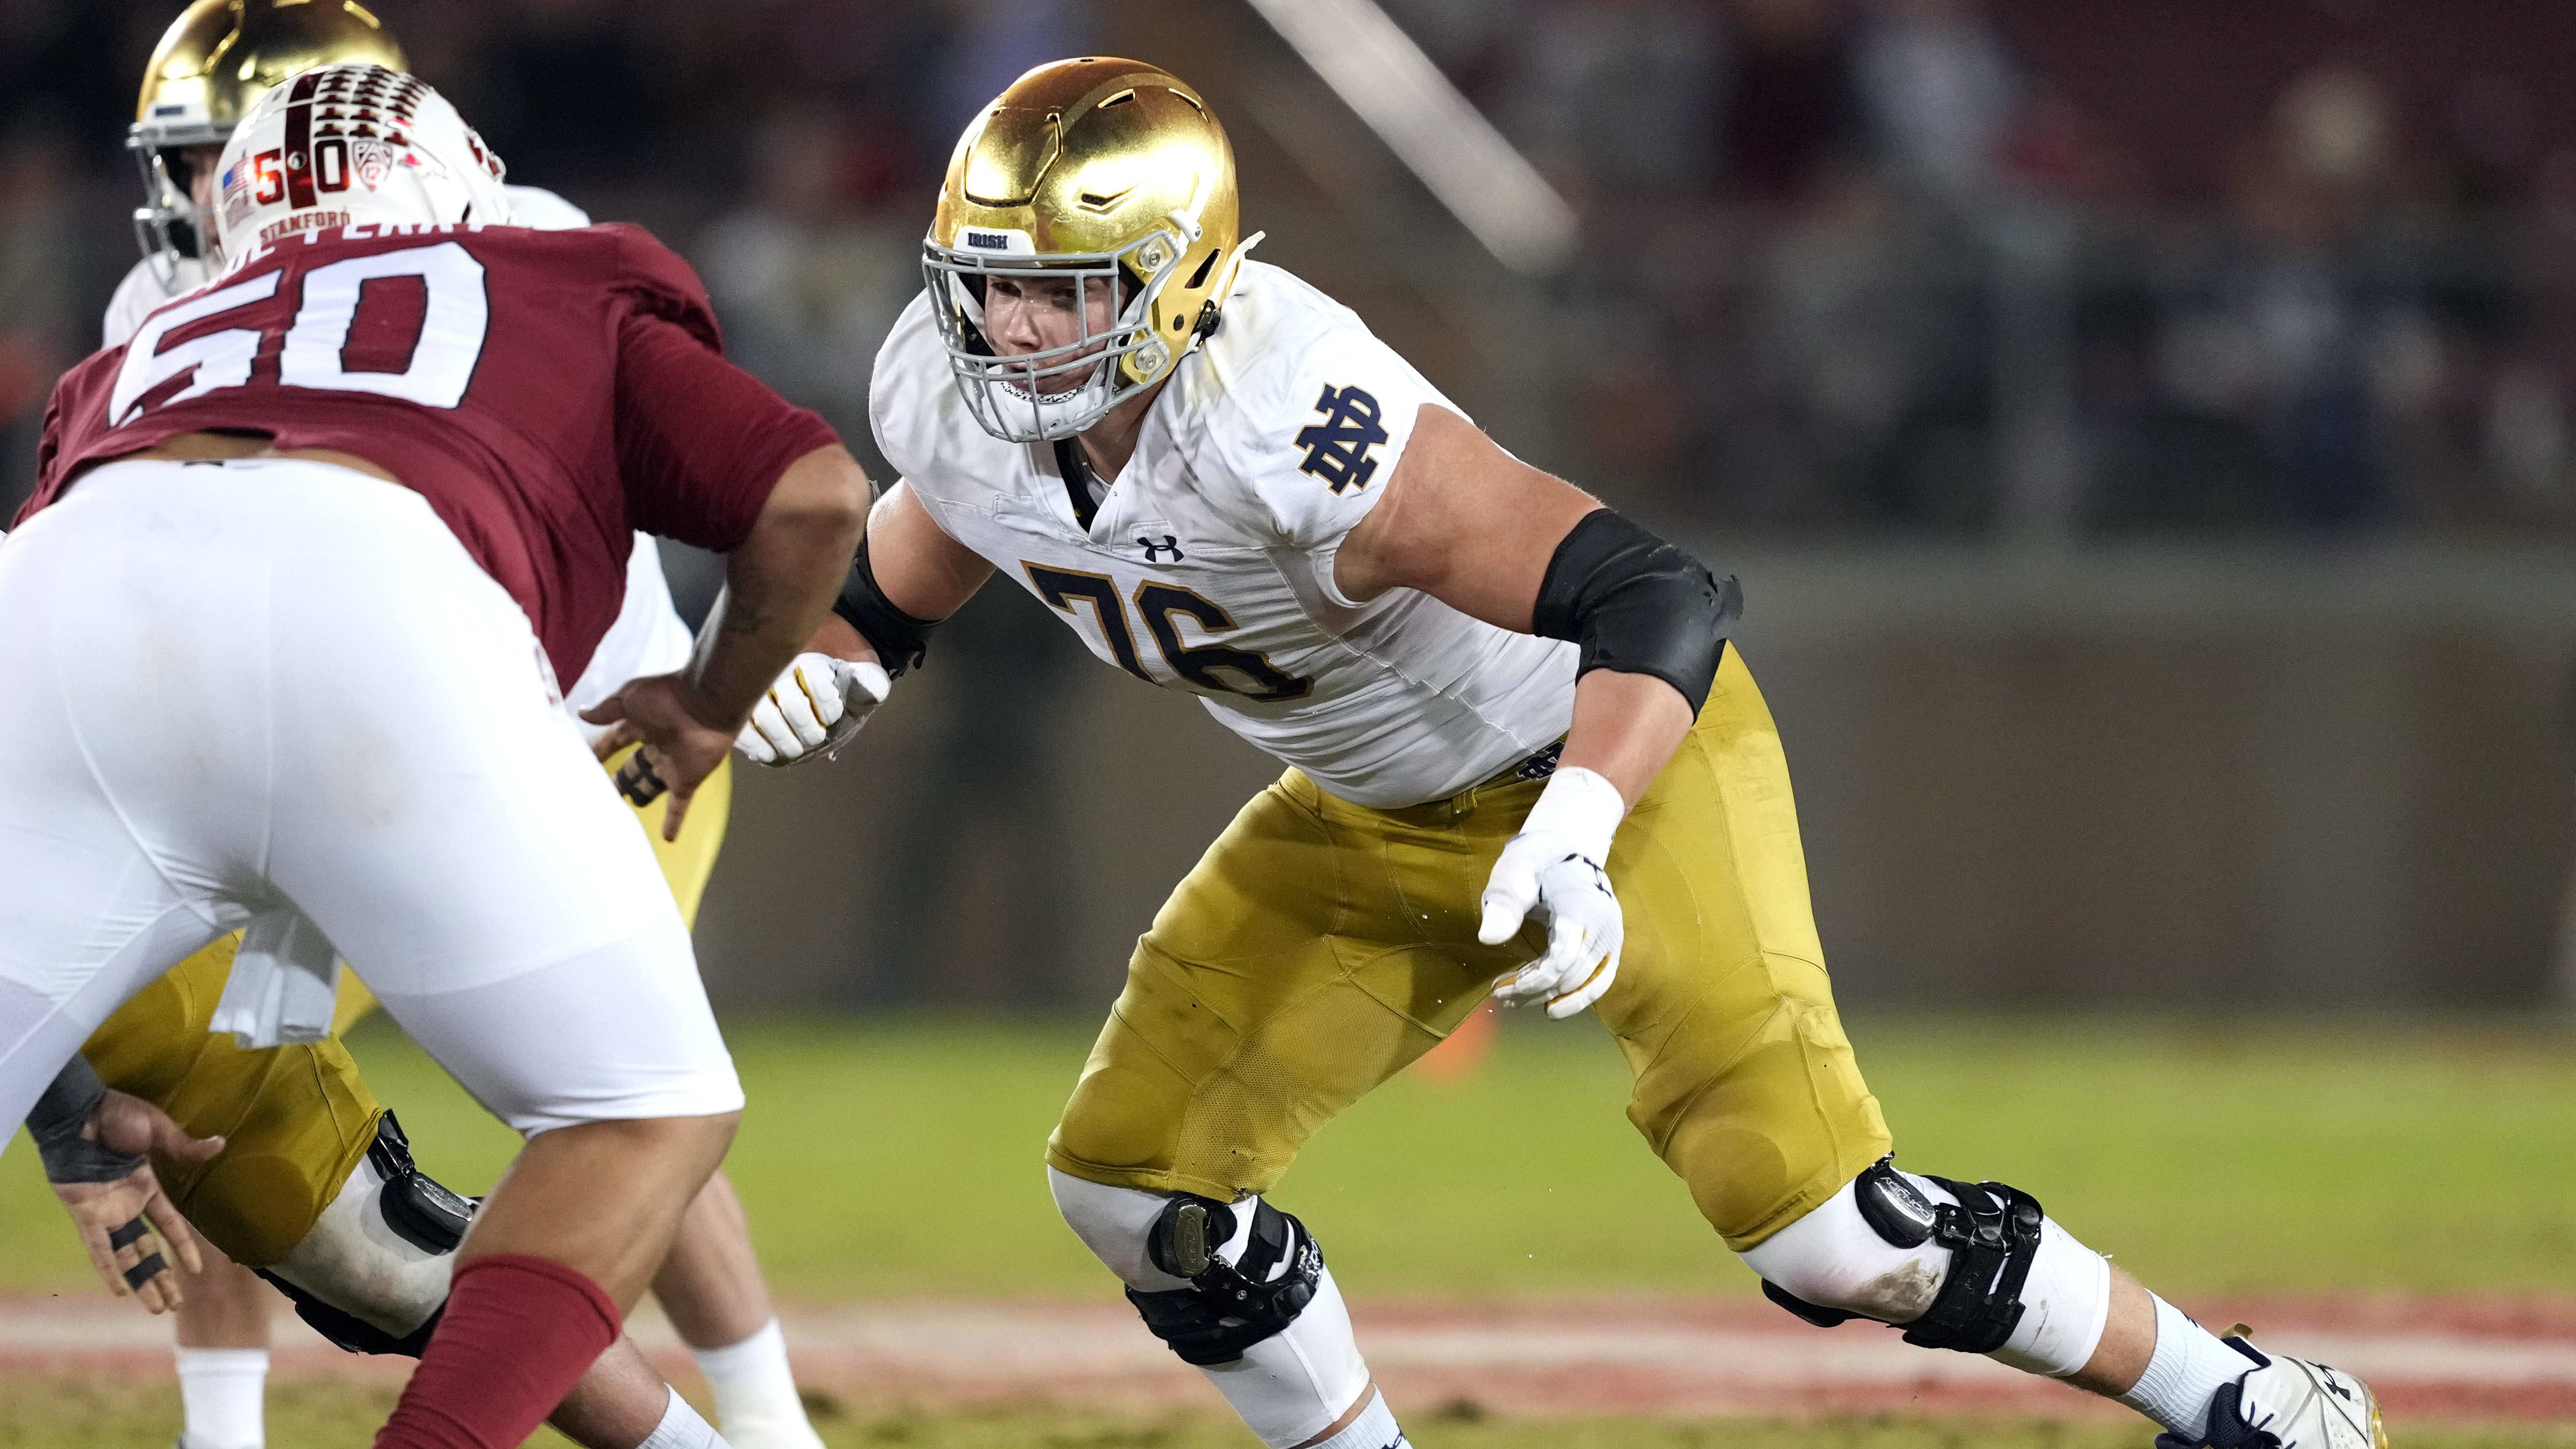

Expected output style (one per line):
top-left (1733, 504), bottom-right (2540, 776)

top-left (2157, 1335), bottom-right (2388, 1449)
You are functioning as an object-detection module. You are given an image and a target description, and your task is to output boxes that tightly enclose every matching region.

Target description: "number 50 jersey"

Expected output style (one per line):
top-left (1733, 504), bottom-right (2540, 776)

top-left (24, 222), bottom-right (837, 688)
top-left (872, 259), bottom-right (1575, 810)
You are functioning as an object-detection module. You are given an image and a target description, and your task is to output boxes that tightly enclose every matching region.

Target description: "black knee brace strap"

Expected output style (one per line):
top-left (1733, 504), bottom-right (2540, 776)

top-left (367, 1111), bottom-right (476, 1256)
top-left (1124, 1194), bottom-right (1323, 1366)
top-left (1761, 1155), bottom-right (2047, 1355)
top-left (256, 1270), bottom-right (444, 1357)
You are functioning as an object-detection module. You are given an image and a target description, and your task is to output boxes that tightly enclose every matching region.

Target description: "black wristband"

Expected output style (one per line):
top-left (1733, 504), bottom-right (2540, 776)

top-left (830, 535), bottom-right (938, 678)
top-left (27, 1056), bottom-right (145, 1185)
top-left (1532, 510), bottom-right (1740, 716)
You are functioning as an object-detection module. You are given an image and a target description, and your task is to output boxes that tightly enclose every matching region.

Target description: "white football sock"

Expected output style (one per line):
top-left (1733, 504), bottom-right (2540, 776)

top-left (174, 1347), bottom-right (267, 1449)
top-left (637, 1386), bottom-right (728, 1449)
top-left (2119, 1295), bottom-right (2254, 1439)
top-left (688, 1319), bottom-right (823, 1449)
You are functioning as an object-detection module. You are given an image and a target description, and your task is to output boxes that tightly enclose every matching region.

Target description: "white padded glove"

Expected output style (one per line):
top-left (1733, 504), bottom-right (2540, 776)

top-left (1477, 765), bottom-right (1628, 1019)
top-left (736, 653), bottom-right (890, 765)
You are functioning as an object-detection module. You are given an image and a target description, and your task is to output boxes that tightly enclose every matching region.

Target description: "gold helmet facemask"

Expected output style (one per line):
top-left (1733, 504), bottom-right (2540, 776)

top-left (924, 58), bottom-right (1260, 444)
top-left (129, 0), bottom-right (406, 288)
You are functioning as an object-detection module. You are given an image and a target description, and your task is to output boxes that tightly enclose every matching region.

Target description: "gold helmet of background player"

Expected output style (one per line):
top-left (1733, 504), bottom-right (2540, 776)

top-left (923, 57), bottom-right (1259, 443)
top-left (129, 0), bottom-right (407, 285)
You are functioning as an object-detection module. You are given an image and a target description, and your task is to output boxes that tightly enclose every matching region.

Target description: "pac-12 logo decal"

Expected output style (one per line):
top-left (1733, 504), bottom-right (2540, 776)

top-left (1294, 382), bottom-right (1390, 494)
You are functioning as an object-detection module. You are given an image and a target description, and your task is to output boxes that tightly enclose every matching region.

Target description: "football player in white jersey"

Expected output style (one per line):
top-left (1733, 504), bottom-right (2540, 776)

top-left (743, 59), bottom-right (2387, 1449)
top-left (72, 6), bottom-right (830, 1448)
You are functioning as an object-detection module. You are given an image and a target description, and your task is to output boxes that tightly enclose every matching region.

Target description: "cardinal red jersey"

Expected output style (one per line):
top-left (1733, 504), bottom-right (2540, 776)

top-left (22, 221), bottom-right (838, 685)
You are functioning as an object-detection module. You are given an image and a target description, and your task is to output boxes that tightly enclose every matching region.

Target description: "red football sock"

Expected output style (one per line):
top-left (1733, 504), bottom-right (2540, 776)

top-left (373, 1253), bottom-right (622, 1449)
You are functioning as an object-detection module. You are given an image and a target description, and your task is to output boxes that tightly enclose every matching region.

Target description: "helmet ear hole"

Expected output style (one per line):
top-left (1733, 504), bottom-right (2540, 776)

top-left (1184, 248), bottom-right (1219, 291)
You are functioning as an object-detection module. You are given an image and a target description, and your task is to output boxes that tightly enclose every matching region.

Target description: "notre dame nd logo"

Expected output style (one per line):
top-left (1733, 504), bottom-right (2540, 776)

top-left (1294, 383), bottom-right (1390, 494)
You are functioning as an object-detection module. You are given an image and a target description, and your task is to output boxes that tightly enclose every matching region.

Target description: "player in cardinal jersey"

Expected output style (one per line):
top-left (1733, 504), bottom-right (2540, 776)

top-left (746, 59), bottom-right (2388, 1449)
top-left (0, 67), bottom-right (865, 1449)
top-left (83, 11), bottom-right (835, 1446)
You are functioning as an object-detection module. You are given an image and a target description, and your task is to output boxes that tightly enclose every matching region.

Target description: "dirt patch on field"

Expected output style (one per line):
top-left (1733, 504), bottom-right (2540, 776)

top-left (8, 1293), bottom-right (2573, 1422)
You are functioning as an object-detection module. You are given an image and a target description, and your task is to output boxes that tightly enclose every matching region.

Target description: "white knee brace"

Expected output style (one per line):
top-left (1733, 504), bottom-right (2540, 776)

top-left (1741, 1159), bottom-right (2111, 1377)
top-left (262, 1114), bottom-right (466, 1353)
top-left (1050, 1168), bottom-right (1374, 1449)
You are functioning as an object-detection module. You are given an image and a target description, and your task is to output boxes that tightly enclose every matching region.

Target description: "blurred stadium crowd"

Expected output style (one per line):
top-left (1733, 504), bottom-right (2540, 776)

top-left (5, 0), bottom-right (2576, 541)
top-left (1413, 0), bottom-right (2576, 540)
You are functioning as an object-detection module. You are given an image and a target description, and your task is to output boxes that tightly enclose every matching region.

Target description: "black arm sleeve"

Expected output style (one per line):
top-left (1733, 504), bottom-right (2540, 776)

top-left (831, 533), bottom-right (940, 678)
top-left (1530, 510), bottom-right (1740, 716)
top-left (27, 1055), bottom-right (145, 1185)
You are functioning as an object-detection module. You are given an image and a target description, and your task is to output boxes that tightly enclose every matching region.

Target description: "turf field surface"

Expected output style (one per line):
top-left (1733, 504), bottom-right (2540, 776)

top-left (0, 1380), bottom-right (2571, 1449)
top-left (3, 1015), bottom-right (2572, 1444)
top-left (14, 1289), bottom-right (2576, 1423)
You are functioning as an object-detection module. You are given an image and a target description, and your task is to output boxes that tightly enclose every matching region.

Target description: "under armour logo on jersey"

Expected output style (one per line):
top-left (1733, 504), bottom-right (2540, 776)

top-left (1294, 383), bottom-right (1390, 494)
top-left (1137, 535), bottom-right (1185, 562)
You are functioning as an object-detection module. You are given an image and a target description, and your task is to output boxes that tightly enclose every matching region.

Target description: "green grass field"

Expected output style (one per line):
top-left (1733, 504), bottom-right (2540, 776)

top-left (5, 1014), bottom-right (2574, 1447)
top-left (7, 1012), bottom-right (2573, 1298)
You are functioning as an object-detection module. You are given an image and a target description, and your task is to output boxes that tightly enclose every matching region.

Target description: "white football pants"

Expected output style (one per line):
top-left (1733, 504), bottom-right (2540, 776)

top-left (0, 458), bottom-right (741, 1140)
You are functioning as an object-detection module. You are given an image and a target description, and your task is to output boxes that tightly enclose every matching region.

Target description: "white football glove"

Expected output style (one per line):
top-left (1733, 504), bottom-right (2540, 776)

top-left (736, 653), bottom-right (890, 766)
top-left (1477, 765), bottom-right (1628, 1019)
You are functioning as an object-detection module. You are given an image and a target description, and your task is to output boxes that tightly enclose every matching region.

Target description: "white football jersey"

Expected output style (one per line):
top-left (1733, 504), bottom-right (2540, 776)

top-left (99, 184), bottom-right (693, 733)
top-left (872, 259), bottom-right (1576, 810)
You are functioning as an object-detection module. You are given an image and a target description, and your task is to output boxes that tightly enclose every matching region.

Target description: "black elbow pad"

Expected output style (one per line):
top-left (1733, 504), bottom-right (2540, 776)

top-left (1531, 510), bottom-right (1739, 716)
top-left (831, 534), bottom-right (938, 678)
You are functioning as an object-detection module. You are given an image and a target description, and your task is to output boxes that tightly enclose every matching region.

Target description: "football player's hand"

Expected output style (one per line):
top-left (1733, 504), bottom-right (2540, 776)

top-left (1476, 766), bottom-right (1629, 1019)
top-left (737, 652), bottom-right (891, 766)
top-left (583, 673), bottom-right (739, 841)
top-left (50, 1090), bottom-right (222, 1314)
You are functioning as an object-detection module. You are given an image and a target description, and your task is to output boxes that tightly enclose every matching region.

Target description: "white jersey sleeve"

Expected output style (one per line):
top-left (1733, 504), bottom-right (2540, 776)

top-left (504, 185), bottom-right (591, 230)
top-left (1179, 270), bottom-right (1461, 565)
top-left (868, 289), bottom-right (988, 545)
top-left (102, 255), bottom-right (209, 350)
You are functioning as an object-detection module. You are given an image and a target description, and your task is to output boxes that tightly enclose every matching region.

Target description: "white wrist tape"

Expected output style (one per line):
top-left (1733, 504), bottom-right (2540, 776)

top-left (1519, 765), bottom-right (1626, 862)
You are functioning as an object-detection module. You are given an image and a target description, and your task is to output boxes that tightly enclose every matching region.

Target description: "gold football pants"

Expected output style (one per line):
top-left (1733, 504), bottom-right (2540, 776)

top-left (1049, 650), bottom-right (1889, 1250)
top-left (79, 753), bottom-right (733, 1268)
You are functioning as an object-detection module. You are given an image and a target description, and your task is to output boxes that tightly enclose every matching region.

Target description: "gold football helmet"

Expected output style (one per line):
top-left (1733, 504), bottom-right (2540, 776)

top-left (130, 0), bottom-right (407, 286)
top-left (924, 58), bottom-right (1260, 442)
